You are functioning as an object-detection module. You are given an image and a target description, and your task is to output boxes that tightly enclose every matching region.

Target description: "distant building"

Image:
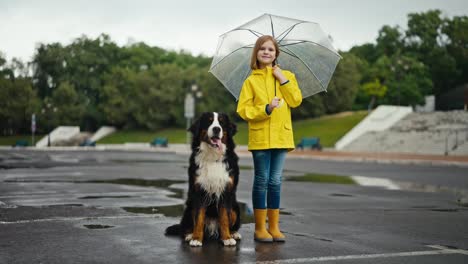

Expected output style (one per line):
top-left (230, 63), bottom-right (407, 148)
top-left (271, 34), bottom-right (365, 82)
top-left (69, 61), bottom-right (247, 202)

top-left (415, 95), bottom-right (435, 112)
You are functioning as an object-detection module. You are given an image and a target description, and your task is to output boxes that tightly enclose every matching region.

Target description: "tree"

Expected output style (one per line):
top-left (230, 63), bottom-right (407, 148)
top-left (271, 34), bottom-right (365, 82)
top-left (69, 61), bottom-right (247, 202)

top-left (130, 63), bottom-right (186, 130)
top-left (406, 10), bottom-right (443, 55)
top-left (50, 81), bottom-right (86, 126)
top-left (443, 15), bottom-right (468, 85)
top-left (349, 43), bottom-right (379, 64)
top-left (99, 67), bottom-right (135, 128)
top-left (361, 79), bottom-right (387, 111)
top-left (322, 52), bottom-right (363, 114)
top-left (384, 54), bottom-right (433, 106)
top-left (376, 25), bottom-right (404, 57)
top-left (404, 10), bottom-right (460, 98)
top-left (0, 78), bottom-right (39, 135)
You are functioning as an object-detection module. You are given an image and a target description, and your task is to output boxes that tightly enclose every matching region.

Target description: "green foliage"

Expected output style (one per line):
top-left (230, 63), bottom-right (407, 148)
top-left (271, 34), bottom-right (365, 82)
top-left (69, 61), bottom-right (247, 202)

top-left (349, 43), bottom-right (379, 64)
top-left (376, 25), bottom-right (404, 57)
top-left (361, 78), bottom-right (387, 110)
top-left (0, 77), bottom-right (40, 135)
top-left (2, 9), bottom-right (466, 134)
top-left (321, 52), bottom-right (363, 114)
top-left (50, 81), bottom-right (86, 126)
top-left (350, 9), bottom-right (466, 109)
top-left (362, 79), bottom-right (387, 98)
top-left (443, 16), bottom-right (468, 85)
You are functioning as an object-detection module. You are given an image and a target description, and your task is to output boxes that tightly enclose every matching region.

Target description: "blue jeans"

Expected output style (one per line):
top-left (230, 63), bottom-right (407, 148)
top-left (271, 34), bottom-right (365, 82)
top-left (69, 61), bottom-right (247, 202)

top-left (251, 149), bottom-right (287, 209)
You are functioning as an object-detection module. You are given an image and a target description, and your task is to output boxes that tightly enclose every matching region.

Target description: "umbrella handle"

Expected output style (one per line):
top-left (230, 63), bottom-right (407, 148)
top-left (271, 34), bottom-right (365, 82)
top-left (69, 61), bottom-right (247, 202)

top-left (274, 97), bottom-right (284, 108)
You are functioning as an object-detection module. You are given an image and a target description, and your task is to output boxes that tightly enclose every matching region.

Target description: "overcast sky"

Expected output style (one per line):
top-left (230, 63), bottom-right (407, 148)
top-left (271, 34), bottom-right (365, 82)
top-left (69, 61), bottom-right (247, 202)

top-left (1, 0), bottom-right (467, 62)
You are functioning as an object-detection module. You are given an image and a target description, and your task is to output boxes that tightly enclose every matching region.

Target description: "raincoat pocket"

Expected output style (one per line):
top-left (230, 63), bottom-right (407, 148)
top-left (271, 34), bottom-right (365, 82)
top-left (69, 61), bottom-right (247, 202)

top-left (249, 122), bottom-right (265, 143)
top-left (279, 123), bottom-right (293, 143)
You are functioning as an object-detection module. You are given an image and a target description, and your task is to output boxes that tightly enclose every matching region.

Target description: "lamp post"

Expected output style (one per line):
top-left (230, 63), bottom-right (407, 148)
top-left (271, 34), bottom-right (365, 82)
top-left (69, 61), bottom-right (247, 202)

top-left (41, 102), bottom-right (57, 147)
top-left (391, 59), bottom-right (409, 107)
top-left (184, 83), bottom-right (203, 145)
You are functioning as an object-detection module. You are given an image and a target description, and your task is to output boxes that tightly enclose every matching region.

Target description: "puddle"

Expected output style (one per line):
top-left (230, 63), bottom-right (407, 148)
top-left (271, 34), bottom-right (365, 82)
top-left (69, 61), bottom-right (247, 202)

top-left (284, 232), bottom-right (333, 242)
top-left (411, 205), bottom-right (437, 209)
top-left (86, 178), bottom-right (185, 199)
top-left (79, 195), bottom-right (135, 199)
top-left (330, 193), bottom-right (353, 197)
top-left (279, 210), bottom-right (293, 216)
top-left (83, 224), bottom-right (114, 229)
top-left (430, 208), bottom-right (459, 212)
top-left (109, 159), bottom-right (183, 164)
top-left (122, 202), bottom-right (255, 224)
top-left (181, 165), bottom-right (253, 170)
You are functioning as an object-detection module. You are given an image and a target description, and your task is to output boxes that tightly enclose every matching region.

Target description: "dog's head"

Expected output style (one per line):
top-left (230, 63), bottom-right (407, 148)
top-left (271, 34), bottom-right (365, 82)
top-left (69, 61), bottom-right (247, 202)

top-left (189, 112), bottom-right (237, 153)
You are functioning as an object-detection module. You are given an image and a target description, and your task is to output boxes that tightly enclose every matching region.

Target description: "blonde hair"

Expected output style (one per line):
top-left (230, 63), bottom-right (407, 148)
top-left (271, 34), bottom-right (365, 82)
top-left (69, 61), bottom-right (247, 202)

top-left (250, 35), bottom-right (280, 70)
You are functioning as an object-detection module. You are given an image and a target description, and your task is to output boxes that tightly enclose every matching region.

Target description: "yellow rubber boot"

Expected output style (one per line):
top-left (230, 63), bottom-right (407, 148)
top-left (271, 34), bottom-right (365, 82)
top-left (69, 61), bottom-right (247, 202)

top-left (267, 209), bottom-right (285, 242)
top-left (254, 209), bottom-right (273, 242)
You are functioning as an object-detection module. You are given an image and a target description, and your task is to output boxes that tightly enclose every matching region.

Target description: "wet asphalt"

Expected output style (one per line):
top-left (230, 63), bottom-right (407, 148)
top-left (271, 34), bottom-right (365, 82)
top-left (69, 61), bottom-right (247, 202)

top-left (0, 149), bottom-right (467, 264)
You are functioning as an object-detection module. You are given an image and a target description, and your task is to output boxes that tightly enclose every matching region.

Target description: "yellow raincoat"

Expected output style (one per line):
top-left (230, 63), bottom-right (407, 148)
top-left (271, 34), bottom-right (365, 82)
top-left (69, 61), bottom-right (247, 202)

top-left (236, 66), bottom-right (302, 151)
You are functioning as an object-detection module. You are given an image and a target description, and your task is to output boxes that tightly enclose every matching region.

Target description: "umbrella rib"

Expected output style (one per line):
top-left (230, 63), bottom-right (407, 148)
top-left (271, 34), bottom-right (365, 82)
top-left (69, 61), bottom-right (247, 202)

top-left (276, 22), bottom-right (308, 43)
top-left (223, 28), bottom-right (263, 38)
top-left (281, 46), bottom-right (326, 90)
top-left (269, 14), bottom-right (275, 37)
top-left (280, 40), bottom-right (342, 58)
top-left (209, 45), bottom-right (254, 71)
top-left (279, 48), bottom-right (300, 59)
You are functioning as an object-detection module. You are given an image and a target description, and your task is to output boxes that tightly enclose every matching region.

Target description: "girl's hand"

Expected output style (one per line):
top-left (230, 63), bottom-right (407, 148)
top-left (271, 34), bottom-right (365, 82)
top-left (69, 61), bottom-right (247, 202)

top-left (270, 97), bottom-right (281, 110)
top-left (272, 65), bottom-right (288, 84)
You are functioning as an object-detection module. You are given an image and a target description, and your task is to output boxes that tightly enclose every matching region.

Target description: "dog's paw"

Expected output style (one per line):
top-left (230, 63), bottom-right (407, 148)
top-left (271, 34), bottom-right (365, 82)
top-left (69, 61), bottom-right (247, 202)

top-left (189, 239), bottom-right (203, 247)
top-left (184, 233), bottom-right (193, 242)
top-left (231, 232), bottom-right (242, 240)
top-left (222, 238), bottom-right (237, 246)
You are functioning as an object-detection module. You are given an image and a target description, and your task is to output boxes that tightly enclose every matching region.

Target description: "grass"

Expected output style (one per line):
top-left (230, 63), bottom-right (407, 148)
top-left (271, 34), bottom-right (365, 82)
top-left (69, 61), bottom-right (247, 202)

top-left (99, 111), bottom-right (368, 146)
top-left (287, 173), bottom-right (356, 184)
top-left (97, 128), bottom-right (187, 144)
top-left (292, 111), bottom-right (367, 147)
top-left (0, 135), bottom-right (44, 146)
top-left (1, 111), bottom-right (368, 147)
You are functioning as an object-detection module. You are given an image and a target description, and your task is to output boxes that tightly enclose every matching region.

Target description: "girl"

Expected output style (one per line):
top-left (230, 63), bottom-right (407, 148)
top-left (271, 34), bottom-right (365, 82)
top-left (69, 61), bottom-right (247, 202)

top-left (236, 35), bottom-right (302, 242)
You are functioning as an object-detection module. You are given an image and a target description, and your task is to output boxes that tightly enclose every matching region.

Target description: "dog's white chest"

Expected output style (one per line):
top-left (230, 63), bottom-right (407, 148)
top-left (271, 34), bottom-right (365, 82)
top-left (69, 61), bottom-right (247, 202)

top-left (195, 148), bottom-right (230, 198)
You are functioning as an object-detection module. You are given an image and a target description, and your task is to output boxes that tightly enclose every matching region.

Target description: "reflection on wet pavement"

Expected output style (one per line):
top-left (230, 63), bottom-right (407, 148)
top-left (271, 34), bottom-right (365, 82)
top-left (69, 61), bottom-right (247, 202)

top-left (123, 202), bottom-right (255, 224)
top-left (83, 224), bottom-right (114, 229)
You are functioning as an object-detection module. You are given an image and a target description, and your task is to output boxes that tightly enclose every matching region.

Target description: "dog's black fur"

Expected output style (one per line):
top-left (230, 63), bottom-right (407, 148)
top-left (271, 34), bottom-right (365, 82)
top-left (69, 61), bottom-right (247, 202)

top-left (165, 112), bottom-right (241, 246)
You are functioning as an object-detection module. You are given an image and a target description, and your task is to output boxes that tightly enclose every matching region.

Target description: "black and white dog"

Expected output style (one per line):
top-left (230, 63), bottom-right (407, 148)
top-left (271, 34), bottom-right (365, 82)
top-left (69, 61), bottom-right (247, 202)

top-left (165, 112), bottom-right (241, 247)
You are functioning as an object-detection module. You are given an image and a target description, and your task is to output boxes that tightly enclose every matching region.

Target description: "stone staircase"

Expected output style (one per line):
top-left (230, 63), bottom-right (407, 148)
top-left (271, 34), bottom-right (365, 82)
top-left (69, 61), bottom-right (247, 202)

top-left (343, 111), bottom-right (468, 155)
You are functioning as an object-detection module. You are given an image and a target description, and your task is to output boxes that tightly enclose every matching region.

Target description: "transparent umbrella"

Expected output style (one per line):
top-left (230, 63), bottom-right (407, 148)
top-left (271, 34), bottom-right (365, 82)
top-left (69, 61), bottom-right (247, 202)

top-left (209, 13), bottom-right (342, 100)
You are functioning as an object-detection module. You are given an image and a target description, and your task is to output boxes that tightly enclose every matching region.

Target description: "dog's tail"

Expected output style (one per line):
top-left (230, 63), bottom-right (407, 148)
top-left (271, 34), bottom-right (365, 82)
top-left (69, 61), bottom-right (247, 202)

top-left (165, 224), bottom-right (182, 236)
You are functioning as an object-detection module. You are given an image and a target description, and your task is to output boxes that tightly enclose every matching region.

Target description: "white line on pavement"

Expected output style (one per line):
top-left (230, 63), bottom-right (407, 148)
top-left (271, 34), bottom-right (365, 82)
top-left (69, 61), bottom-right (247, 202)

top-left (0, 215), bottom-right (162, 225)
top-left (243, 245), bottom-right (468, 264)
top-left (351, 175), bottom-right (400, 190)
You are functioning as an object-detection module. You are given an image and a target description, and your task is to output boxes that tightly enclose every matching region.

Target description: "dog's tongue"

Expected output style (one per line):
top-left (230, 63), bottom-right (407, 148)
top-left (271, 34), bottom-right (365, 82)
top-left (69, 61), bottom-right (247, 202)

top-left (212, 138), bottom-right (221, 148)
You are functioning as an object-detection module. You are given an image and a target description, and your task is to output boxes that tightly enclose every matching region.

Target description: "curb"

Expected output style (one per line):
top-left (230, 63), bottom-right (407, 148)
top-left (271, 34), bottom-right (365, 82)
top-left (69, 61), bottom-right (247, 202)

top-left (3, 145), bottom-right (468, 167)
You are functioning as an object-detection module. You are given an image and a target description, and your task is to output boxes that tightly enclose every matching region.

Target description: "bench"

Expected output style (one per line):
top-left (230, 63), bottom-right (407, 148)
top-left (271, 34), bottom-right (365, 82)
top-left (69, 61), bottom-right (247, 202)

top-left (79, 139), bottom-right (96, 147)
top-left (13, 139), bottom-right (29, 147)
top-left (296, 137), bottom-right (322, 151)
top-left (150, 137), bottom-right (168, 147)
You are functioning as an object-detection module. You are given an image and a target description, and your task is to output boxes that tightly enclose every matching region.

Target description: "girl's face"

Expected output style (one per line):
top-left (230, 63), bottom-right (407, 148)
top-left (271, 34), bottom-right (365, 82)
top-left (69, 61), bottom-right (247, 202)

top-left (256, 40), bottom-right (276, 68)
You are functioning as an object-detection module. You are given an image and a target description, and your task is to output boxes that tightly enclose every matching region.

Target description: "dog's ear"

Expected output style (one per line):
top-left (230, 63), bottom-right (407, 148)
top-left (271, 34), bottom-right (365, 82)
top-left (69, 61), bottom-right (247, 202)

top-left (221, 113), bottom-right (237, 136)
top-left (229, 122), bottom-right (237, 136)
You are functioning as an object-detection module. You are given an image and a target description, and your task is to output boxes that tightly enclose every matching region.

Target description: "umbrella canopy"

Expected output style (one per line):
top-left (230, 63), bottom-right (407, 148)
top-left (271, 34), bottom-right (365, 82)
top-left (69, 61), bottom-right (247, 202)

top-left (209, 13), bottom-right (342, 100)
